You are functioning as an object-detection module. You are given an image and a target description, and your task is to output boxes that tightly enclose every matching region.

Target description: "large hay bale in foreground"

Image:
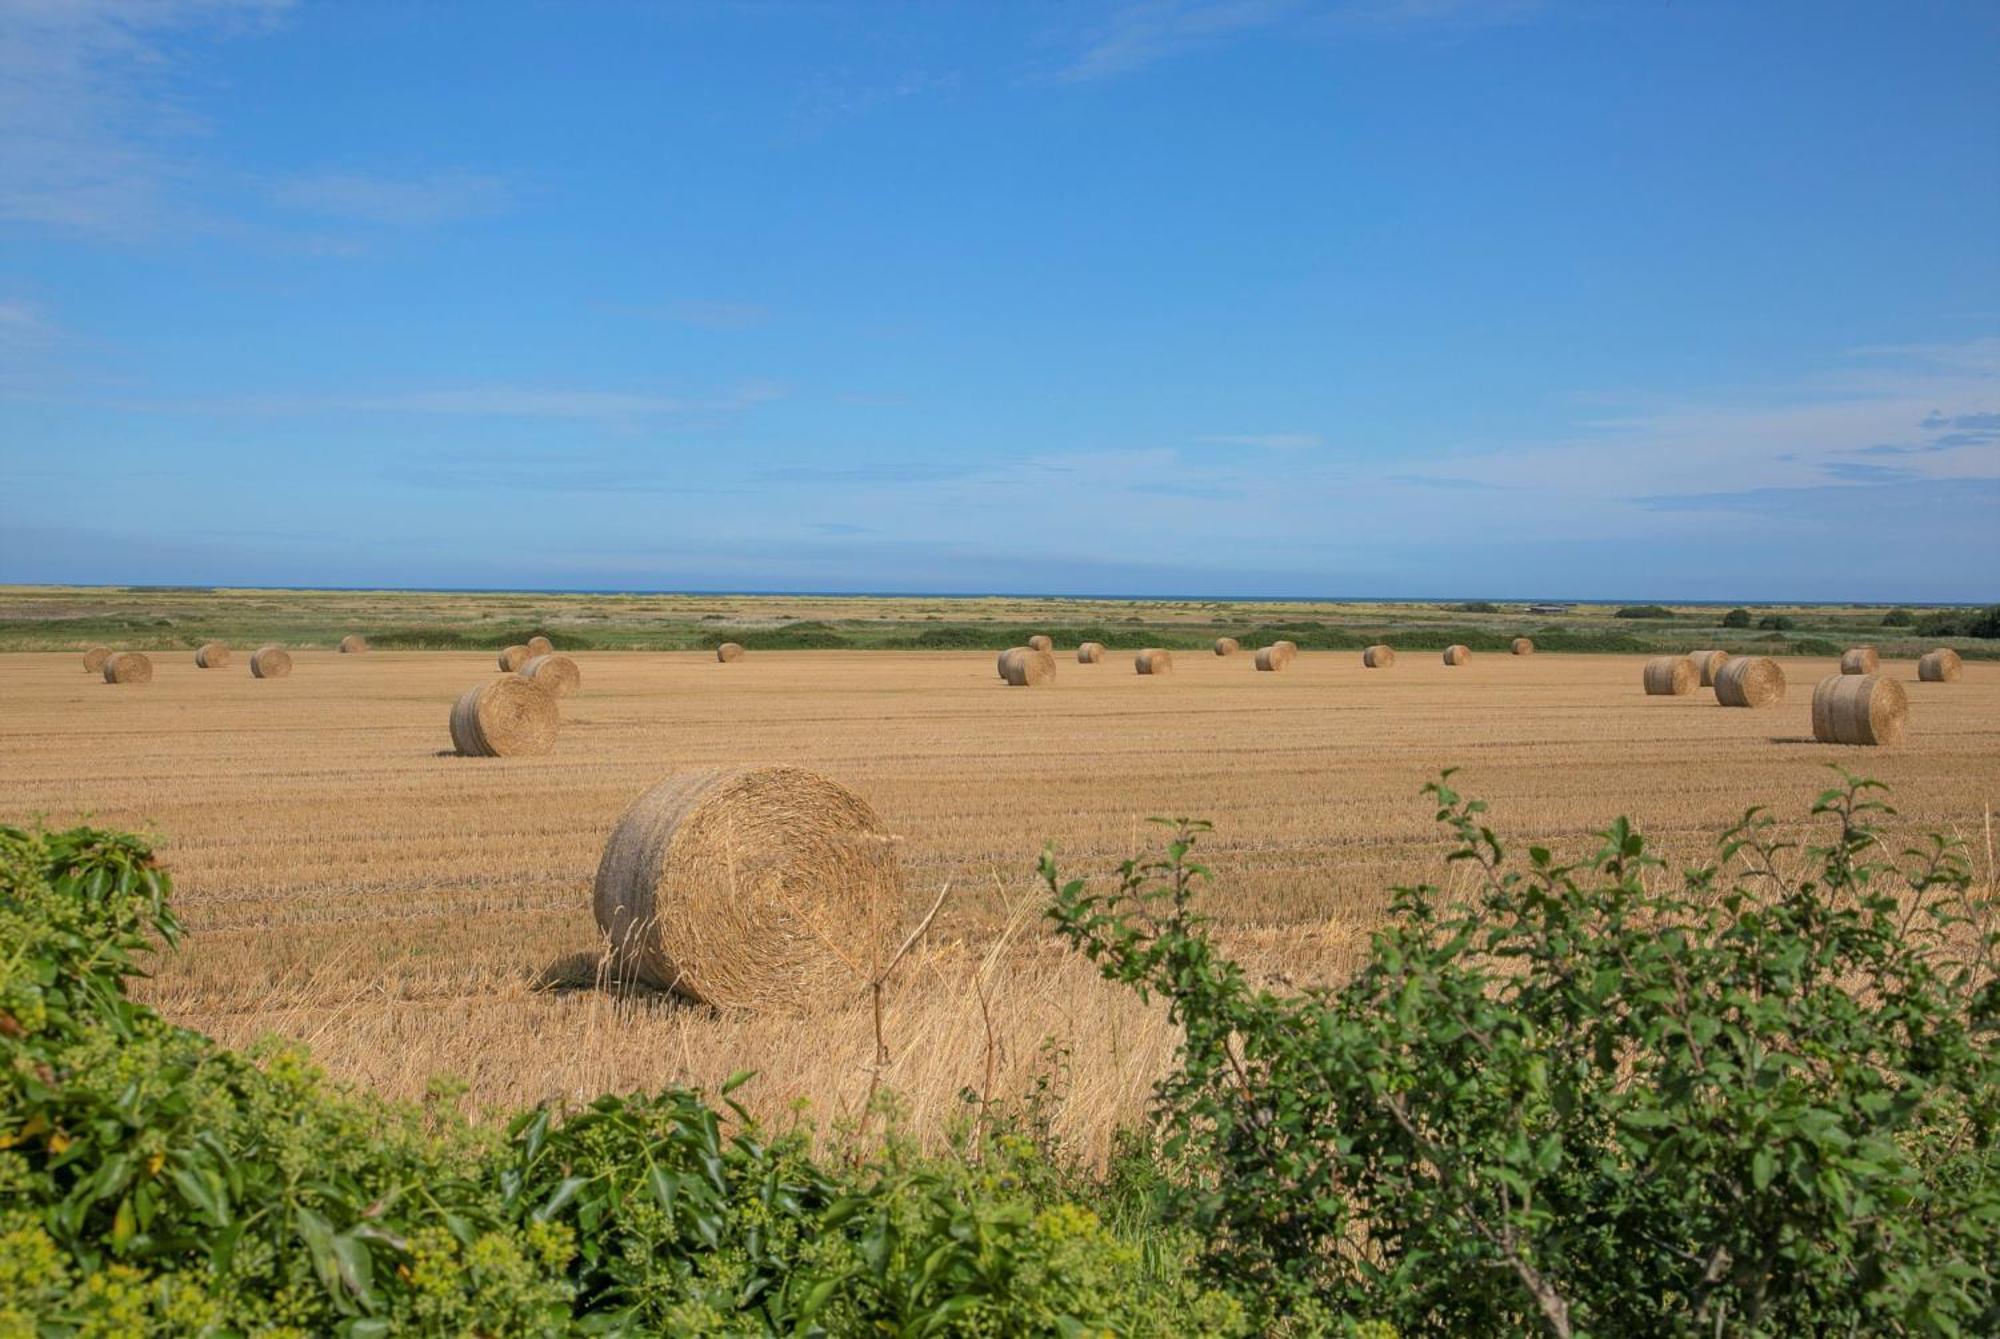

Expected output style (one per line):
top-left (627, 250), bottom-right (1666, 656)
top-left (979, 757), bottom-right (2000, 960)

top-left (498, 644), bottom-right (531, 672)
top-left (1442, 644), bottom-right (1469, 666)
top-left (526, 635), bottom-right (554, 657)
top-left (1714, 656), bottom-right (1785, 708)
top-left (249, 645), bottom-right (292, 679)
top-left (1003, 646), bottom-right (1056, 686)
top-left (1511, 637), bottom-right (1535, 656)
top-left (1253, 646), bottom-right (1290, 672)
top-left (1840, 646), bottom-right (1880, 675)
top-left (450, 677), bottom-right (559, 756)
top-left (1135, 648), bottom-right (1174, 675)
top-left (1918, 648), bottom-right (1963, 683)
top-left (194, 642), bottom-right (231, 669)
top-left (591, 765), bottom-right (903, 1010)
top-left (1077, 641), bottom-right (1106, 664)
top-left (101, 652), bottom-right (152, 684)
top-left (520, 653), bottom-right (580, 698)
top-left (1026, 634), bottom-right (1053, 654)
top-left (1643, 655), bottom-right (1697, 696)
top-left (338, 635), bottom-right (369, 655)
top-left (83, 646), bottom-right (110, 674)
top-left (716, 642), bottom-right (745, 663)
top-left (1363, 644), bottom-right (1396, 668)
top-left (1688, 649), bottom-right (1728, 686)
top-left (1214, 637), bottom-right (1240, 656)
top-left (1812, 673), bottom-right (1908, 746)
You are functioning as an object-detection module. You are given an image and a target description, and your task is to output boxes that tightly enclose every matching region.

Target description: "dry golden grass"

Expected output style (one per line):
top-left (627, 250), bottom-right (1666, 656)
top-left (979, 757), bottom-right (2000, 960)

top-left (3, 649), bottom-right (1995, 1161)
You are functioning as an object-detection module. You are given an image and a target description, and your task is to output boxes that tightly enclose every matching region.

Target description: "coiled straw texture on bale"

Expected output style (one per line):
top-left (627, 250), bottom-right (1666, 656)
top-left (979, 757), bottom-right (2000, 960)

top-left (591, 765), bottom-right (904, 1011)
top-left (101, 652), bottom-right (152, 684)
top-left (1363, 644), bottom-right (1396, 668)
top-left (1688, 649), bottom-right (1729, 686)
top-left (1135, 648), bottom-right (1174, 675)
top-left (1643, 655), bottom-right (1697, 696)
top-left (1026, 635), bottom-right (1053, 654)
top-left (1511, 638), bottom-right (1535, 656)
top-left (525, 635), bottom-right (554, 657)
top-left (498, 644), bottom-right (531, 672)
top-left (519, 653), bottom-right (581, 698)
top-left (1253, 646), bottom-right (1290, 672)
top-left (1076, 642), bottom-right (1106, 664)
top-left (1442, 645), bottom-right (1470, 666)
top-left (1812, 673), bottom-right (1908, 746)
top-left (1840, 647), bottom-right (1881, 675)
top-left (1002, 647), bottom-right (1056, 686)
top-left (450, 677), bottom-right (559, 757)
top-left (1214, 637), bottom-right (1240, 656)
top-left (716, 643), bottom-right (745, 663)
top-left (338, 635), bottom-right (369, 654)
top-left (194, 642), bottom-right (230, 669)
top-left (1918, 649), bottom-right (1963, 683)
top-left (1714, 656), bottom-right (1785, 708)
top-left (83, 646), bottom-right (110, 674)
top-left (1273, 640), bottom-right (1299, 659)
top-left (249, 645), bottom-right (292, 679)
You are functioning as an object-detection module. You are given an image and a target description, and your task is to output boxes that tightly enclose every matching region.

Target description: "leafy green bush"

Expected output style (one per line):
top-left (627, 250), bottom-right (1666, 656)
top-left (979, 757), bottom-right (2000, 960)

top-left (1452, 601), bottom-right (1500, 614)
top-left (1613, 605), bottom-right (1675, 619)
top-left (1046, 774), bottom-right (2000, 1336)
top-left (0, 826), bottom-right (1246, 1336)
top-left (366, 628), bottom-right (597, 651)
top-left (1758, 614), bottom-right (1795, 631)
top-left (1882, 608), bottom-right (1916, 627)
top-left (1916, 606), bottom-right (2000, 640)
top-left (1722, 608), bottom-right (1752, 628)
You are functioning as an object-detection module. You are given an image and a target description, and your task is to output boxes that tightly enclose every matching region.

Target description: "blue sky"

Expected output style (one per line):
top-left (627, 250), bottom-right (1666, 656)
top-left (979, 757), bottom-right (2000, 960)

top-left (2, 0), bottom-right (1995, 600)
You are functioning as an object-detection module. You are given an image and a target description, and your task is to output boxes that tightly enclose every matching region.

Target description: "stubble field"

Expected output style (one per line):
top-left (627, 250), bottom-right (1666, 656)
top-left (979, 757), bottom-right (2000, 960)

top-left (4, 646), bottom-right (1994, 1160)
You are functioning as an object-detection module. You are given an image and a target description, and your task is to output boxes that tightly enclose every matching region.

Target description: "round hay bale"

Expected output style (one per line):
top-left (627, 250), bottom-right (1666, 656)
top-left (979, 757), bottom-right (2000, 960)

top-left (1642, 655), bottom-right (1697, 696)
top-left (498, 644), bottom-right (531, 672)
top-left (83, 646), bottom-right (111, 674)
top-left (1077, 641), bottom-right (1106, 664)
top-left (716, 642), bottom-right (745, 663)
top-left (1442, 644), bottom-right (1470, 666)
top-left (101, 652), bottom-right (152, 684)
top-left (1363, 644), bottom-right (1396, 668)
top-left (1273, 639), bottom-right (1299, 658)
top-left (1714, 655), bottom-right (1785, 708)
top-left (1840, 646), bottom-right (1880, 675)
top-left (1687, 649), bottom-right (1728, 686)
top-left (249, 645), bottom-right (292, 679)
top-left (1918, 648), bottom-right (1962, 683)
top-left (194, 642), bottom-right (231, 669)
top-left (1258, 642), bottom-right (1297, 669)
top-left (1253, 646), bottom-right (1290, 672)
top-left (1812, 673), bottom-right (1908, 746)
top-left (1214, 637), bottom-right (1240, 656)
top-left (338, 634), bottom-right (369, 655)
top-left (450, 676), bottom-right (559, 757)
top-left (1003, 646), bottom-right (1056, 686)
top-left (519, 653), bottom-right (581, 698)
top-left (1135, 648), bottom-right (1174, 675)
top-left (525, 635), bottom-right (554, 657)
top-left (591, 765), bottom-right (903, 1010)
top-left (1510, 637), bottom-right (1535, 656)
top-left (1026, 634), bottom-right (1053, 654)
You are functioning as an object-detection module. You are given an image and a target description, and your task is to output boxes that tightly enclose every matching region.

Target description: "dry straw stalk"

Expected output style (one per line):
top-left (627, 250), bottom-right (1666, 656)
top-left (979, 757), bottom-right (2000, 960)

top-left (591, 765), bottom-right (904, 1012)
top-left (249, 645), bottom-right (292, 679)
top-left (1713, 656), bottom-right (1785, 708)
top-left (1812, 673), bottom-right (1908, 746)
top-left (519, 653), bottom-right (581, 698)
top-left (449, 677), bottom-right (559, 757)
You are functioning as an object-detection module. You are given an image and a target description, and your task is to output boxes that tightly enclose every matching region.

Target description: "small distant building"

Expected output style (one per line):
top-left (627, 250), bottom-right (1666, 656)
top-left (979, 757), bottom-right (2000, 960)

top-left (1527, 603), bottom-right (1571, 615)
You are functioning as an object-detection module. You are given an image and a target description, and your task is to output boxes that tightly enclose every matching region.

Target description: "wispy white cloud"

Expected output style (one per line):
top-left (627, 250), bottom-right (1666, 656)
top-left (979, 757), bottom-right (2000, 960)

top-left (269, 170), bottom-right (511, 227)
top-left (1049, 0), bottom-right (1299, 82)
top-left (0, 0), bottom-right (289, 235)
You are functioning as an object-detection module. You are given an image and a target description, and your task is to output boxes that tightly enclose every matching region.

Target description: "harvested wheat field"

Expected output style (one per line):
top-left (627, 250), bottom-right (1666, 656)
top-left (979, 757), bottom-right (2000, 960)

top-left (2, 648), bottom-right (1995, 1160)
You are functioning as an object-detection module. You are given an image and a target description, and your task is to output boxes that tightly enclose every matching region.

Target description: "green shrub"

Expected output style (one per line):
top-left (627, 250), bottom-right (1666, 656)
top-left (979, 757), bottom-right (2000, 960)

top-left (1882, 608), bottom-right (1916, 627)
top-left (1758, 614), bottom-right (1795, 631)
top-left (1046, 774), bottom-right (2000, 1335)
top-left (1916, 606), bottom-right (2000, 639)
top-left (1613, 605), bottom-right (1675, 619)
top-left (1452, 601), bottom-right (1500, 614)
top-left (1722, 608), bottom-right (1752, 628)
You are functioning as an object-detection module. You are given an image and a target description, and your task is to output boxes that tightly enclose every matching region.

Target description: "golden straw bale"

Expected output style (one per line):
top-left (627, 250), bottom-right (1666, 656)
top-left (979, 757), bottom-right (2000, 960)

top-left (1253, 646), bottom-right (1290, 672)
top-left (1642, 655), bottom-right (1697, 695)
top-left (249, 645), bottom-right (292, 679)
top-left (1135, 648), bottom-right (1174, 675)
top-left (525, 635), bottom-right (554, 657)
top-left (1214, 637), bottom-right (1240, 656)
top-left (716, 642), bottom-right (746, 663)
top-left (1687, 649), bottom-right (1728, 686)
top-left (1840, 646), bottom-right (1880, 675)
top-left (498, 644), bottom-right (531, 672)
top-left (194, 642), bottom-right (231, 669)
top-left (1714, 656), bottom-right (1785, 707)
top-left (1812, 673), bottom-right (1908, 746)
top-left (1918, 649), bottom-right (1962, 683)
top-left (1026, 635), bottom-right (1053, 654)
top-left (83, 646), bottom-right (111, 674)
top-left (1511, 637), bottom-right (1535, 656)
top-left (519, 653), bottom-right (580, 698)
top-left (449, 676), bottom-right (559, 757)
top-left (1003, 647), bottom-right (1057, 686)
top-left (591, 765), bottom-right (903, 1010)
top-left (1363, 644), bottom-right (1396, 668)
top-left (1076, 641), bottom-right (1106, 664)
top-left (1441, 644), bottom-right (1470, 666)
top-left (338, 635), bottom-right (369, 654)
top-left (101, 652), bottom-right (152, 684)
